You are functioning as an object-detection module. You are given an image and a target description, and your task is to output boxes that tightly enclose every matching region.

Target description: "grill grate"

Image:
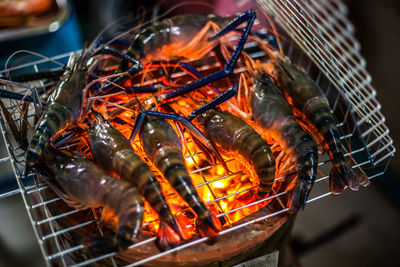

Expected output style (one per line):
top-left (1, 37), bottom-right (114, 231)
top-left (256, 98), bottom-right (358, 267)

top-left (257, 0), bottom-right (395, 167)
top-left (0, 1), bottom-right (395, 266)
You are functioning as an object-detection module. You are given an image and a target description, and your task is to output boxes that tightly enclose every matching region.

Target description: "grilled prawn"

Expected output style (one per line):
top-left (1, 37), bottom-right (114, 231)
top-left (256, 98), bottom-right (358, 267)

top-left (139, 116), bottom-right (221, 238)
top-left (250, 74), bottom-right (318, 211)
top-left (274, 60), bottom-right (369, 194)
top-left (195, 108), bottom-right (276, 196)
top-left (26, 52), bottom-right (87, 167)
top-left (125, 13), bottom-right (234, 62)
top-left (40, 147), bottom-right (144, 254)
top-left (25, 44), bottom-right (143, 167)
top-left (87, 114), bottom-right (184, 250)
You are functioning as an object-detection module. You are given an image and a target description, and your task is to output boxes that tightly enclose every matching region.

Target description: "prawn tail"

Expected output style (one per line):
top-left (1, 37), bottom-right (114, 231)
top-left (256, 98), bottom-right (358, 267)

top-left (197, 212), bottom-right (221, 243)
top-left (82, 236), bottom-right (130, 255)
top-left (329, 167), bottom-right (348, 195)
top-left (347, 168), bottom-right (370, 190)
top-left (329, 166), bottom-right (369, 195)
top-left (156, 221), bottom-right (182, 251)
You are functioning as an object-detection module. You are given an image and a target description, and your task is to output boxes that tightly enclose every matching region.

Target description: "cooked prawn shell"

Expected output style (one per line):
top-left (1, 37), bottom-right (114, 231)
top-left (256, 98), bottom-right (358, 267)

top-left (139, 116), bottom-right (221, 238)
top-left (86, 115), bottom-right (184, 250)
top-left (274, 60), bottom-right (369, 194)
top-left (26, 53), bottom-right (87, 167)
top-left (195, 108), bottom-right (276, 196)
top-left (250, 74), bottom-right (318, 212)
top-left (40, 147), bottom-right (144, 254)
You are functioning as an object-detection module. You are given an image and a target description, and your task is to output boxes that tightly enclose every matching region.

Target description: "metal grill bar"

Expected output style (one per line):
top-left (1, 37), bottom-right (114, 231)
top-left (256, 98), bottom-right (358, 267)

top-left (0, 188), bottom-right (22, 199)
top-left (41, 220), bottom-right (96, 241)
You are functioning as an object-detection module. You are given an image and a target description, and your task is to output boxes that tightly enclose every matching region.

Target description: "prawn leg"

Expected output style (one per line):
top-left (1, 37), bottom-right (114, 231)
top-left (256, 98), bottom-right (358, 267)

top-left (149, 59), bottom-right (242, 121)
top-left (0, 79), bottom-right (46, 106)
top-left (53, 131), bottom-right (77, 148)
top-left (146, 60), bottom-right (235, 121)
top-left (91, 46), bottom-right (144, 94)
top-left (157, 10), bottom-right (256, 104)
top-left (0, 88), bottom-right (35, 102)
top-left (1, 69), bottom-right (65, 82)
top-left (187, 76), bottom-right (237, 121)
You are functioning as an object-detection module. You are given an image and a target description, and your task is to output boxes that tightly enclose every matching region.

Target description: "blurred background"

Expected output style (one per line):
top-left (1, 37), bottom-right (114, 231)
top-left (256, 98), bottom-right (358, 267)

top-left (0, 0), bottom-right (398, 266)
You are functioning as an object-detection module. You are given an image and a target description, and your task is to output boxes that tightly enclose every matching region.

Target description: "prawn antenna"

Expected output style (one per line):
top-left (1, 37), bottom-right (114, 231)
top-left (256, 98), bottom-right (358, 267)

top-left (4, 50), bottom-right (66, 72)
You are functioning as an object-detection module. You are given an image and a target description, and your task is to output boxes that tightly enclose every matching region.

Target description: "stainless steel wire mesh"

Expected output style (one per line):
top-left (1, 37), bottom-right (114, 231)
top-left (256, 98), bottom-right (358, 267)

top-left (257, 0), bottom-right (395, 167)
top-left (0, 0), bottom-right (395, 266)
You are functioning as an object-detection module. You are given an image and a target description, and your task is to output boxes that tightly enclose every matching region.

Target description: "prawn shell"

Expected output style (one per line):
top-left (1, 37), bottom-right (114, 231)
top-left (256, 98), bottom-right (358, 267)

top-left (26, 102), bottom-right (70, 166)
top-left (250, 75), bottom-right (318, 211)
top-left (87, 119), bottom-right (179, 230)
top-left (26, 53), bottom-right (87, 167)
top-left (128, 13), bottom-right (233, 60)
top-left (275, 61), bottom-right (368, 193)
top-left (139, 117), bottom-right (220, 235)
top-left (198, 109), bottom-right (276, 194)
top-left (41, 148), bottom-right (144, 244)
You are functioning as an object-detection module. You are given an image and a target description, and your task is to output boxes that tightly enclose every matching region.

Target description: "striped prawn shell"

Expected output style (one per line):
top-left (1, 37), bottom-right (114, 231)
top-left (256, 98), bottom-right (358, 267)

top-left (41, 148), bottom-right (144, 243)
top-left (250, 75), bottom-right (318, 210)
top-left (197, 109), bottom-right (276, 195)
top-left (87, 119), bottom-right (177, 228)
top-left (26, 52), bottom-right (86, 167)
top-left (302, 97), bottom-right (347, 171)
top-left (139, 117), bottom-right (214, 223)
top-left (26, 102), bottom-right (70, 167)
top-left (275, 61), bottom-right (368, 192)
top-left (275, 61), bottom-right (346, 166)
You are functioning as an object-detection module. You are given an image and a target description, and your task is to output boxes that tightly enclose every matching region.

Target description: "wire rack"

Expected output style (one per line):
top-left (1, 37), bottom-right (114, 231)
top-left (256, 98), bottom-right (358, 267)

top-left (257, 0), bottom-right (395, 167)
top-left (0, 0), bottom-right (395, 266)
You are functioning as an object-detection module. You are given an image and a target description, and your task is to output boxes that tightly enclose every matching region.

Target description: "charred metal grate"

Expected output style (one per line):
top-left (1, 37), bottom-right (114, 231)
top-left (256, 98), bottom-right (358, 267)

top-left (0, 1), bottom-right (395, 266)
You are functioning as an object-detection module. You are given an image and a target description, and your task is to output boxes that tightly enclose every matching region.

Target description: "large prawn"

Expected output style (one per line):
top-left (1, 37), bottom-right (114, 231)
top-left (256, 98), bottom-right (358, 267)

top-left (123, 13), bottom-right (235, 63)
top-left (39, 146), bottom-right (144, 254)
top-left (273, 59), bottom-right (369, 194)
top-left (194, 108), bottom-right (276, 197)
top-left (25, 44), bottom-right (143, 167)
top-left (249, 73), bottom-right (318, 212)
top-left (86, 113), bottom-right (185, 250)
top-left (26, 52), bottom-right (87, 167)
top-left (251, 32), bottom-right (369, 194)
top-left (139, 116), bottom-right (222, 238)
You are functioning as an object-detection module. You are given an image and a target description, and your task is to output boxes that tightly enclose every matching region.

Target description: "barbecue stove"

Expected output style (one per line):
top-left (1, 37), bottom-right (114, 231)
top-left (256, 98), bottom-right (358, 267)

top-left (0, 0), bottom-right (395, 266)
